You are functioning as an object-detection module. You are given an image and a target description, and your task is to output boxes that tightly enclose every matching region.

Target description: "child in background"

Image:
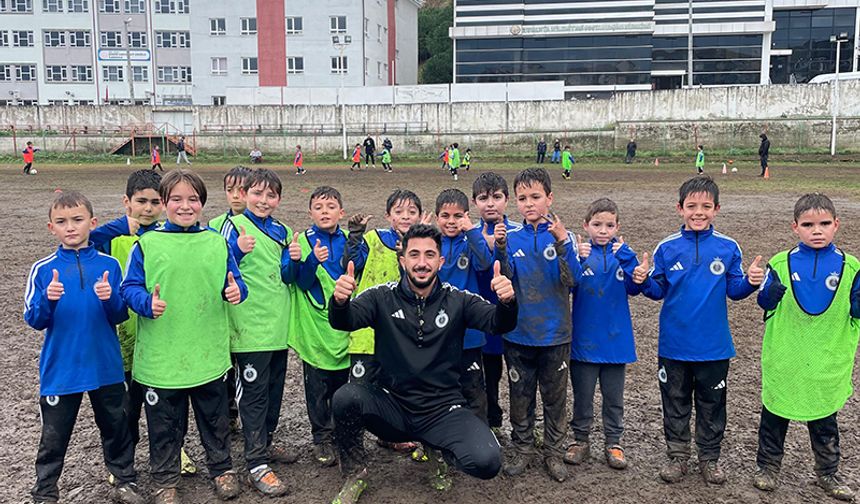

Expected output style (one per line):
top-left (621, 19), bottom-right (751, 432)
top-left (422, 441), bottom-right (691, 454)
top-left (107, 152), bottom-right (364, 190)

top-left (381, 146), bottom-right (392, 173)
top-left (209, 166), bottom-right (253, 233)
top-left (351, 144), bottom-right (362, 171)
top-left (496, 167), bottom-right (582, 483)
top-left (291, 186), bottom-right (351, 467)
top-left (564, 198), bottom-right (641, 471)
top-left (449, 143), bottom-right (461, 181)
top-left (121, 169), bottom-right (248, 504)
top-left (294, 145), bottom-right (306, 175)
top-left (25, 190), bottom-right (144, 504)
top-left (472, 172), bottom-right (521, 436)
top-left (561, 146), bottom-right (574, 180)
top-left (23, 141), bottom-right (39, 175)
top-left (221, 169), bottom-right (297, 496)
top-left (696, 145), bottom-right (705, 174)
top-left (151, 145), bottom-right (163, 171)
top-left (753, 193), bottom-right (860, 501)
top-left (439, 146), bottom-right (450, 170)
top-left (633, 176), bottom-right (762, 485)
top-left (462, 148), bottom-right (472, 172)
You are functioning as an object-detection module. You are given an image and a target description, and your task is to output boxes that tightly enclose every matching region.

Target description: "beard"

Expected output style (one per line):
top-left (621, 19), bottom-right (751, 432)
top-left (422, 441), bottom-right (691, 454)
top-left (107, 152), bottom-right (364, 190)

top-left (406, 268), bottom-right (437, 290)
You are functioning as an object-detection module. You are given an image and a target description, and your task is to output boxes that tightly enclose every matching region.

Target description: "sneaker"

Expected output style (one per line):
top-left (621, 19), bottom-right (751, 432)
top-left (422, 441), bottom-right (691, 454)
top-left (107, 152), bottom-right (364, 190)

top-left (453, 174), bottom-right (458, 181)
top-left (268, 444), bottom-right (299, 464)
top-left (429, 450), bottom-right (452, 491)
top-left (605, 444), bottom-right (627, 470)
top-left (545, 456), bottom-right (568, 482)
top-left (108, 473), bottom-right (117, 486)
top-left (113, 482), bottom-right (146, 504)
top-left (563, 441), bottom-right (590, 465)
top-left (331, 468), bottom-right (368, 504)
top-left (213, 470), bottom-right (241, 500)
top-left (152, 487), bottom-right (179, 504)
top-left (180, 448), bottom-right (197, 476)
top-left (753, 467), bottom-right (778, 492)
top-left (817, 474), bottom-right (855, 501)
top-left (659, 457), bottom-right (689, 483)
top-left (315, 443), bottom-right (338, 467)
top-left (248, 465), bottom-right (288, 497)
top-left (503, 450), bottom-right (532, 477)
top-left (490, 427), bottom-right (503, 440)
top-left (411, 444), bottom-right (429, 463)
top-left (699, 459), bottom-right (727, 485)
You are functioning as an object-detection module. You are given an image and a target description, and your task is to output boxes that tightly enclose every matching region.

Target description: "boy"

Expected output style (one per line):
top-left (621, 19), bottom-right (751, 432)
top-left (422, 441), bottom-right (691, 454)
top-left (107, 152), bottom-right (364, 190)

top-left (753, 193), bottom-right (860, 501)
top-left (294, 145), bottom-right (306, 175)
top-left (221, 169), bottom-right (297, 496)
top-left (290, 186), bottom-right (351, 467)
top-left (23, 141), bottom-right (39, 175)
top-left (561, 146), bottom-right (574, 180)
top-left (496, 167), bottom-right (583, 482)
top-left (350, 144), bottom-right (362, 171)
top-left (449, 143), bottom-right (461, 181)
top-left (564, 198), bottom-right (641, 471)
top-left (176, 135), bottom-right (191, 165)
top-left (25, 191), bottom-right (144, 504)
top-left (209, 166), bottom-right (253, 233)
top-left (472, 172), bottom-right (521, 435)
top-left (462, 148), bottom-right (472, 172)
top-left (439, 146), bottom-right (449, 170)
top-left (633, 176), bottom-right (763, 485)
top-left (381, 145), bottom-right (392, 173)
top-left (695, 145), bottom-right (705, 174)
top-left (151, 145), bottom-right (163, 171)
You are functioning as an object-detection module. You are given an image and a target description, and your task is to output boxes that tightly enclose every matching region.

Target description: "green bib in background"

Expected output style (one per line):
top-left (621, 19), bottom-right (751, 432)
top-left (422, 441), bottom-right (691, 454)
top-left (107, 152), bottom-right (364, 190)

top-left (111, 233), bottom-right (141, 371)
top-left (348, 229), bottom-right (400, 355)
top-left (208, 212), bottom-right (230, 233)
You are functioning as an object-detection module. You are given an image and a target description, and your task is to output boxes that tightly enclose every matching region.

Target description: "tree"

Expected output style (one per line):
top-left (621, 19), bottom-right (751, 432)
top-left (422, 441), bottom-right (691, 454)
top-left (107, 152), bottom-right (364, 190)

top-left (418, 3), bottom-right (453, 84)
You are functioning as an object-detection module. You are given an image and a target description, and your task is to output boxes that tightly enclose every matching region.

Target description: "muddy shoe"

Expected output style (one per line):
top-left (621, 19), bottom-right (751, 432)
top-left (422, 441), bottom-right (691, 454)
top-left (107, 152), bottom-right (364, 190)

top-left (248, 465), bottom-right (288, 497)
top-left (659, 457), bottom-right (689, 483)
top-left (429, 450), bottom-right (452, 491)
top-left (563, 441), bottom-right (590, 465)
top-left (753, 467), bottom-right (778, 492)
top-left (331, 468), bottom-right (369, 504)
top-left (545, 456), bottom-right (568, 482)
top-left (315, 443), bottom-right (338, 468)
top-left (605, 444), bottom-right (628, 470)
top-left (817, 474), bottom-right (855, 501)
top-left (213, 470), bottom-right (241, 500)
top-left (503, 450), bottom-right (532, 477)
top-left (152, 487), bottom-right (179, 504)
top-left (113, 482), bottom-right (146, 504)
top-left (411, 444), bottom-right (429, 463)
top-left (699, 460), bottom-right (727, 485)
top-left (180, 448), bottom-right (197, 476)
top-left (268, 444), bottom-right (299, 464)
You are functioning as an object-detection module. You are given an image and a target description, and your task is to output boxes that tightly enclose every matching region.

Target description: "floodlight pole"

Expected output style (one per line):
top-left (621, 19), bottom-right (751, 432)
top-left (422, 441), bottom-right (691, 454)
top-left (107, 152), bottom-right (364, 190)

top-left (333, 35), bottom-right (351, 160)
top-left (687, 0), bottom-right (693, 88)
top-left (830, 33), bottom-right (848, 156)
top-left (123, 18), bottom-right (135, 104)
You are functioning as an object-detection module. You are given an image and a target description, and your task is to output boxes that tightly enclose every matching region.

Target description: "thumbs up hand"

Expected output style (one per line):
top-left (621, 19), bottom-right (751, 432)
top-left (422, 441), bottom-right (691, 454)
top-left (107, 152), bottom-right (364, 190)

top-left (313, 239), bottom-right (329, 262)
top-left (94, 271), bottom-right (112, 301)
top-left (47, 269), bottom-right (65, 301)
top-left (459, 212), bottom-right (475, 232)
top-left (748, 255), bottom-right (765, 286)
top-left (481, 221), bottom-right (496, 249)
top-left (224, 271), bottom-right (242, 304)
top-left (490, 260), bottom-right (515, 303)
top-left (151, 284), bottom-right (167, 318)
top-left (632, 252), bottom-right (650, 285)
top-left (333, 260), bottom-right (357, 303)
top-left (546, 213), bottom-right (567, 242)
top-left (127, 216), bottom-right (141, 236)
top-left (348, 213), bottom-right (373, 234)
top-left (289, 232), bottom-right (302, 261)
top-left (494, 222), bottom-right (507, 248)
top-left (576, 234), bottom-right (591, 259)
top-left (237, 225), bottom-right (256, 253)
top-left (612, 236), bottom-right (625, 254)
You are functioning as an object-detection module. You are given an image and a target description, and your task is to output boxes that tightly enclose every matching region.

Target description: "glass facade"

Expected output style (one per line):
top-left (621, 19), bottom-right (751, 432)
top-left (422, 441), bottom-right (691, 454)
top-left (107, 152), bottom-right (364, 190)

top-left (770, 8), bottom-right (856, 84)
top-left (653, 35), bottom-right (762, 86)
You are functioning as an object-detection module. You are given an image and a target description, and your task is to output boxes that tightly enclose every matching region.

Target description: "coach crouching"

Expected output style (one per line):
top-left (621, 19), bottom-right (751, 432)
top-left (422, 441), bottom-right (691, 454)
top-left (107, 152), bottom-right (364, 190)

top-left (327, 223), bottom-right (517, 503)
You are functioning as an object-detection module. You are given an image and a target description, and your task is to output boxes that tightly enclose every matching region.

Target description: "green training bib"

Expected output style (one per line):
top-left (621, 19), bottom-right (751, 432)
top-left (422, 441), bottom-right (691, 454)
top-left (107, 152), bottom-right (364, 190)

top-left (111, 233), bottom-right (140, 371)
top-left (348, 229), bottom-right (400, 355)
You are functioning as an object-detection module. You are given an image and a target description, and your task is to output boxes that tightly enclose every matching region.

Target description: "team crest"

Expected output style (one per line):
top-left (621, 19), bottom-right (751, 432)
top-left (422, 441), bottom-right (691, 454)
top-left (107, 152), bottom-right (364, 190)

top-left (243, 364), bottom-right (258, 383)
top-left (709, 257), bottom-right (725, 276)
top-left (45, 395), bottom-right (59, 407)
top-left (145, 388), bottom-right (159, 406)
top-left (435, 309), bottom-right (449, 328)
top-left (658, 366), bottom-right (668, 384)
top-left (352, 360), bottom-right (366, 379)
top-left (826, 273), bottom-right (840, 292)
top-left (509, 367), bottom-right (521, 383)
top-left (543, 244), bottom-right (557, 261)
top-left (457, 255), bottom-right (470, 270)
top-left (615, 267), bottom-right (625, 282)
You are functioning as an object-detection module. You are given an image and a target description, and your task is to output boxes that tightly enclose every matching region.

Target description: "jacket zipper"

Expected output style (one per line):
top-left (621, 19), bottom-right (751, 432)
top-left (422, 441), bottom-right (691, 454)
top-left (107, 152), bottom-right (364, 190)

top-left (533, 225), bottom-right (538, 251)
top-left (75, 251), bottom-right (84, 289)
top-left (415, 296), bottom-right (425, 347)
top-left (695, 231), bottom-right (700, 264)
top-left (813, 249), bottom-right (819, 277)
top-left (602, 244), bottom-right (607, 273)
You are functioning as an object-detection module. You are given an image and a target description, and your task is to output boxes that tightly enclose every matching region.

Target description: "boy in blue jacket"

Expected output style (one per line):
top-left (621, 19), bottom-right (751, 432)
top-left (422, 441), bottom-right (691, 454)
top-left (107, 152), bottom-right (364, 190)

top-left (564, 198), bottom-right (640, 471)
top-left (495, 167), bottom-right (582, 482)
top-left (25, 191), bottom-right (144, 504)
top-left (633, 176), bottom-right (764, 485)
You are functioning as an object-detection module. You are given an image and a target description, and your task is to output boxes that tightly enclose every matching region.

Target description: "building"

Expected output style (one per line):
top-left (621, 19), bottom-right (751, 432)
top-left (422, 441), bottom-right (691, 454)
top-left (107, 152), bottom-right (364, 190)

top-left (450, 0), bottom-right (860, 95)
top-left (0, 0), bottom-right (421, 106)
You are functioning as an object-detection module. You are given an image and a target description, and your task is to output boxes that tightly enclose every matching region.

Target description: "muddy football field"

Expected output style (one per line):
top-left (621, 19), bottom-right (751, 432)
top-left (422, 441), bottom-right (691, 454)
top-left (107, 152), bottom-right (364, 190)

top-left (1, 159), bottom-right (859, 504)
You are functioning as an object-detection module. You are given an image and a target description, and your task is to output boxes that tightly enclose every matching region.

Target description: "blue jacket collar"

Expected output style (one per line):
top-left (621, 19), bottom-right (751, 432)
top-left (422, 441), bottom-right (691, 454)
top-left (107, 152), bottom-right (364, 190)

top-left (162, 221), bottom-right (203, 232)
top-left (797, 242), bottom-right (836, 254)
top-left (680, 225), bottom-right (714, 239)
top-left (56, 243), bottom-right (97, 259)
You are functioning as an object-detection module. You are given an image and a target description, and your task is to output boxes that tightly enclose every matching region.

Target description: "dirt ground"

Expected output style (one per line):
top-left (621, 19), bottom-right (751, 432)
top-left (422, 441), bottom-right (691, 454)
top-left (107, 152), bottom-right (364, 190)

top-left (2, 159), bottom-right (860, 504)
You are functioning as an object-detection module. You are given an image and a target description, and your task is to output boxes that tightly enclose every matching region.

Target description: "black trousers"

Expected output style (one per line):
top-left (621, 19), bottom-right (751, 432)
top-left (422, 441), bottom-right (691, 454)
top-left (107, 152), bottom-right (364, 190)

top-left (536, 152), bottom-right (546, 163)
top-left (658, 357), bottom-right (729, 461)
top-left (349, 353), bottom-right (381, 385)
top-left (33, 382), bottom-right (137, 501)
top-left (504, 341), bottom-right (570, 457)
top-left (303, 361), bottom-right (350, 445)
top-left (234, 350), bottom-right (288, 470)
top-left (143, 375), bottom-right (233, 486)
top-left (482, 353), bottom-right (504, 428)
top-left (332, 382), bottom-right (501, 479)
top-left (125, 371), bottom-right (145, 446)
top-left (570, 361), bottom-right (626, 445)
top-left (460, 348), bottom-right (489, 423)
top-left (759, 156), bottom-right (768, 176)
top-left (23, 162), bottom-right (33, 174)
top-left (151, 163), bottom-right (163, 171)
top-left (226, 366), bottom-right (238, 421)
top-left (364, 152), bottom-right (375, 165)
top-left (351, 162), bottom-right (361, 169)
top-left (757, 406), bottom-right (840, 476)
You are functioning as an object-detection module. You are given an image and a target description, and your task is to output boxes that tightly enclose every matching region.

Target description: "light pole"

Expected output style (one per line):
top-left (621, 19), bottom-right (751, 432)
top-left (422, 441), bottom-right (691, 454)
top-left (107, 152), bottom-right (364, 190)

top-left (332, 34), bottom-right (351, 159)
top-left (123, 17), bottom-right (135, 104)
top-left (830, 32), bottom-right (849, 156)
top-left (686, 0), bottom-right (693, 88)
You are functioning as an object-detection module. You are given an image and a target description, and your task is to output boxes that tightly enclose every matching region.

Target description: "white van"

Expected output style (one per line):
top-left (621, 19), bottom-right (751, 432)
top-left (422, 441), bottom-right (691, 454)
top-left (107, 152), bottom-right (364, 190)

top-left (809, 71), bottom-right (860, 84)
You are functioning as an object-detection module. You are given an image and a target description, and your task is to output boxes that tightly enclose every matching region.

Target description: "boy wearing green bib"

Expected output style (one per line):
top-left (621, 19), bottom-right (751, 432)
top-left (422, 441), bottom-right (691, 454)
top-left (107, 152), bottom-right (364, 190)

top-left (291, 186), bottom-right (351, 467)
top-left (221, 169), bottom-right (298, 496)
top-left (754, 194), bottom-right (860, 501)
top-left (208, 165), bottom-right (252, 233)
top-left (121, 169), bottom-right (248, 504)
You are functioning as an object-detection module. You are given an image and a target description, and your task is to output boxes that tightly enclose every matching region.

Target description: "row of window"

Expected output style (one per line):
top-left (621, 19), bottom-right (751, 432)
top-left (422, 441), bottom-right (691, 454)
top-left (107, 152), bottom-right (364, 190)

top-left (0, 62), bottom-right (189, 82)
top-left (0, 30), bottom-right (34, 47)
top-left (208, 17), bottom-right (257, 36)
top-left (208, 56), bottom-right (353, 76)
top-left (0, 0), bottom-right (186, 13)
top-left (3, 29), bottom-right (192, 48)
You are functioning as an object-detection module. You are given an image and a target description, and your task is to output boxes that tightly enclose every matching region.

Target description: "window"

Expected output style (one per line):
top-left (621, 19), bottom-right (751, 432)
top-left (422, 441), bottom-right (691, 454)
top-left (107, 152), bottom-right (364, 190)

top-left (212, 95), bottom-right (226, 106)
top-left (68, 30), bottom-right (91, 47)
top-left (13, 31), bottom-right (34, 47)
top-left (43, 0), bottom-right (62, 11)
top-left (67, 0), bottom-right (87, 12)
top-left (45, 65), bottom-right (68, 82)
top-left (0, 0), bottom-right (32, 12)
top-left (16, 64), bottom-right (36, 81)
top-left (0, 31), bottom-right (7, 47)
top-left (330, 16), bottom-right (346, 33)
top-left (44, 30), bottom-right (65, 47)
top-left (287, 56), bottom-right (303, 74)
top-left (383, 62), bottom-right (388, 81)
top-left (209, 18), bottom-right (226, 35)
top-left (102, 65), bottom-right (124, 81)
top-left (210, 56), bottom-right (226, 75)
top-left (377, 24), bottom-right (381, 42)
top-left (71, 64), bottom-right (92, 81)
top-left (100, 31), bottom-right (122, 47)
top-left (98, 0), bottom-right (118, 12)
top-left (132, 65), bottom-right (147, 81)
top-left (331, 56), bottom-right (347, 74)
top-left (241, 57), bottom-right (258, 75)
top-left (286, 16), bottom-right (302, 34)
top-left (240, 17), bottom-right (256, 35)
top-left (127, 31), bottom-right (147, 48)
top-left (364, 56), bottom-right (369, 76)
top-left (0, 64), bottom-right (10, 81)
top-left (49, 99), bottom-right (68, 106)
top-left (156, 31), bottom-right (190, 48)
top-left (377, 61), bottom-right (381, 79)
top-left (157, 65), bottom-right (191, 83)
top-left (154, 0), bottom-right (187, 14)
top-left (74, 99), bottom-right (93, 105)
top-left (364, 18), bottom-right (369, 38)
top-left (123, 0), bottom-right (144, 13)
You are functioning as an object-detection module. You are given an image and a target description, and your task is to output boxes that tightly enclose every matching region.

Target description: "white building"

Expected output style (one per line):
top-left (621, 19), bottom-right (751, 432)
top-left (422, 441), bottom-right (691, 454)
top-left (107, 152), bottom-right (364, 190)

top-left (0, 0), bottom-right (421, 106)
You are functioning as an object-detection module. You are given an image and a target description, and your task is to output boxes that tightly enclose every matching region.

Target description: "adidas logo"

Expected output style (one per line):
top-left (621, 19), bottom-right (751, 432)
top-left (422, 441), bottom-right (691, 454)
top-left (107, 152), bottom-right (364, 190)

top-left (557, 360), bottom-right (568, 372)
top-left (391, 309), bottom-right (405, 319)
top-left (669, 261), bottom-right (684, 272)
top-left (513, 249), bottom-right (526, 258)
top-left (713, 380), bottom-right (726, 390)
top-left (582, 268), bottom-right (595, 276)
top-left (791, 272), bottom-right (801, 282)
top-left (466, 362), bottom-right (481, 372)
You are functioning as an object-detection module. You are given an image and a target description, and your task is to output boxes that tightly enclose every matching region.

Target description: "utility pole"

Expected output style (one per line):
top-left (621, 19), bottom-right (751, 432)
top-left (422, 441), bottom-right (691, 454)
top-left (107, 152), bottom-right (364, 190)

top-left (123, 18), bottom-right (135, 104)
